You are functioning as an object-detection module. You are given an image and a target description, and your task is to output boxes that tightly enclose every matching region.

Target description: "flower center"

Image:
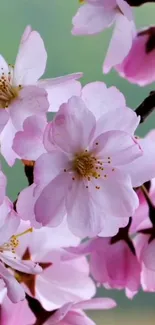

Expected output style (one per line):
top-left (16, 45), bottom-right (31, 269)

top-left (72, 151), bottom-right (103, 179)
top-left (0, 69), bottom-right (22, 108)
top-left (0, 228), bottom-right (33, 254)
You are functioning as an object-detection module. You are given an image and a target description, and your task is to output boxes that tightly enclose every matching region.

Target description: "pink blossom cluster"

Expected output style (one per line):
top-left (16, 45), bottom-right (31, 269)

top-left (1, 0), bottom-right (155, 323)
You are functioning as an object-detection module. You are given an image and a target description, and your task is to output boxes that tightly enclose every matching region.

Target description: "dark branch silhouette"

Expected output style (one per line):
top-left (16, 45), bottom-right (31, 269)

top-left (135, 91), bottom-right (155, 123)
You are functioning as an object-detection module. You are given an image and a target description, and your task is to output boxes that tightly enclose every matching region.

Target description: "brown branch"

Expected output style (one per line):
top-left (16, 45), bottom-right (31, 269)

top-left (135, 91), bottom-right (155, 123)
top-left (126, 0), bottom-right (155, 6)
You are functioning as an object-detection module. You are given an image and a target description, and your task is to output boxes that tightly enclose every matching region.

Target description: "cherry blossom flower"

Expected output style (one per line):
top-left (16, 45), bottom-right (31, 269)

top-left (72, 0), bottom-right (135, 73)
top-left (116, 26), bottom-right (155, 86)
top-left (44, 298), bottom-right (116, 325)
top-left (0, 25), bottom-right (82, 165)
top-left (20, 95), bottom-right (143, 238)
top-left (13, 221), bottom-right (95, 311)
top-left (15, 83), bottom-right (155, 237)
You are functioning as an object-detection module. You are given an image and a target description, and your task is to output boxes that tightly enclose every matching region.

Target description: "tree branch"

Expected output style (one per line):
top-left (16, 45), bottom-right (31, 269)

top-left (135, 91), bottom-right (155, 123)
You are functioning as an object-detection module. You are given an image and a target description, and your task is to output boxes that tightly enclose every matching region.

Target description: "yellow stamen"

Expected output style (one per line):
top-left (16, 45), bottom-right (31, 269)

top-left (0, 228), bottom-right (33, 254)
top-left (14, 228), bottom-right (33, 239)
top-left (0, 66), bottom-right (22, 108)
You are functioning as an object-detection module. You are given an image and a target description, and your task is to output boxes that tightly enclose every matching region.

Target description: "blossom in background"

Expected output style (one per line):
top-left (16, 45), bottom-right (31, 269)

top-left (116, 26), bottom-right (155, 86)
top-left (72, 0), bottom-right (135, 73)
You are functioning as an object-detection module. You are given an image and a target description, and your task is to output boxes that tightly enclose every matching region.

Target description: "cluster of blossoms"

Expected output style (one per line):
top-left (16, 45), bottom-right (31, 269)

top-left (1, 0), bottom-right (155, 324)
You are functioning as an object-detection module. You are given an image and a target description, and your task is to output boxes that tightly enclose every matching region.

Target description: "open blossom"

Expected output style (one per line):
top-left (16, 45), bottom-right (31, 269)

top-left (17, 94), bottom-right (143, 238)
top-left (12, 221), bottom-right (95, 311)
top-left (15, 82), bottom-right (155, 237)
top-left (44, 298), bottom-right (116, 325)
top-left (72, 0), bottom-right (135, 73)
top-left (0, 25), bottom-right (82, 166)
top-left (116, 26), bottom-right (155, 86)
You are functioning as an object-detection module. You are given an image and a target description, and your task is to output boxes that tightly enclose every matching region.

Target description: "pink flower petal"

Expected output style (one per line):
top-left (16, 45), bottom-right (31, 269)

top-left (72, 4), bottom-right (116, 35)
top-left (74, 297), bottom-right (116, 310)
top-left (36, 256), bottom-right (95, 311)
top-left (52, 96), bottom-right (96, 154)
top-left (43, 302), bottom-right (73, 324)
top-left (81, 81), bottom-right (126, 120)
top-left (91, 170), bottom-right (138, 220)
top-left (98, 216), bottom-right (129, 237)
top-left (92, 130), bottom-right (142, 166)
top-left (34, 172), bottom-right (70, 226)
top-left (16, 184), bottom-right (41, 228)
top-left (103, 14), bottom-right (136, 73)
top-left (121, 137), bottom-right (155, 187)
top-left (0, 253), bottom-right (42, 275)
top-left (117, 29), bottom-right (155, 86)
top-left (0, 296), bottom-right (36, 325)
top-left (9, 86), bottom-right (48, 130)
top-left (13, 26), bottom-right (47, 85)
top-left (95, 107), bottom-right (140, 137)
top-left (0, 120), bottom-right (18, 166)
top-left (13, 115), bottom-right (47, 160)
top-left (0, 171), bottom-right (7, 205)
top-left (39, 75), bottom-right (82, 113)
top-left (0, 262), bottom-right (25, 303)
top-left (66, 180), bottom-right (107, 237)
top-left (38, 72), bottom-right (83, 88)
top-left (34, 151), bottom-right (69, 187)
top-left (0, 110), bottom-right (9, 134)
top-left (142, 240), bottom-right (155, 271)
top-left (0, 209), bottom-right (19, 246)
top-left (64, 310), bottom-right (96, 325)
top-left (43, 122), bottom-right (55, 152)
top-left (116, 0), bottom-right (133, 20)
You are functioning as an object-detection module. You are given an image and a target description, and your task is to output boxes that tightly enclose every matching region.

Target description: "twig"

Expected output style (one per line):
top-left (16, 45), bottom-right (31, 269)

top-left (135, 91), bottom-right (155, 123)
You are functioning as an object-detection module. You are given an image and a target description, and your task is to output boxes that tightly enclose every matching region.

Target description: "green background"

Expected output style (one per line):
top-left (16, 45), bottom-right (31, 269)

top-left (1, 0), bottom-right (155, 323)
